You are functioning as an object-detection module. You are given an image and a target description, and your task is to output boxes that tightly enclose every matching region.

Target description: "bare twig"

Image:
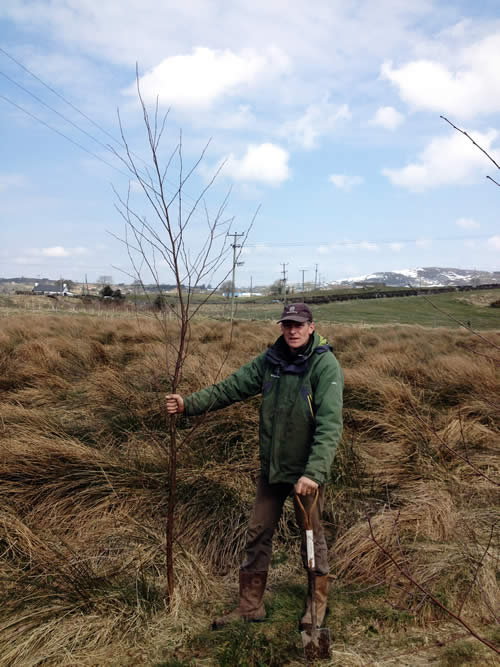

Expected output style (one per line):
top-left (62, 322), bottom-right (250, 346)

top-left (441, 115), bottom-right (500, 175)
top-left (462, 344), bottom-right (500, 369)
top-left (408, 404), bottom-right (499, 486)
top-left (406, 283), bottom-right (500, 350)
top-left (367, 516), bottom-right (500, 655)
top-left (457, 520), bottom-right (498, 618)
top-left (486, 175), bottom-right (500, 187)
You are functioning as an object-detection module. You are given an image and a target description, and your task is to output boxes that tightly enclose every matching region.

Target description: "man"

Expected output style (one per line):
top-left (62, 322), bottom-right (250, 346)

top-left (166, 303), bottom-right (343, 630)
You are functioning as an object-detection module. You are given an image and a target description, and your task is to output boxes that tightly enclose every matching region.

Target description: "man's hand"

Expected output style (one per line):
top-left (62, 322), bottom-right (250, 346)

top-left (294, 476), bottom-right (318, 496)
top-left (166, 394), bottom-right (184, 414)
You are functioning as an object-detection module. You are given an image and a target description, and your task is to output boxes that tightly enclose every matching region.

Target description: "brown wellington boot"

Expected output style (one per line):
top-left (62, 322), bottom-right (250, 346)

top-left (212, 570), bottom-right (267, 630)
top-left (299, 573), bottom-right (329, 632)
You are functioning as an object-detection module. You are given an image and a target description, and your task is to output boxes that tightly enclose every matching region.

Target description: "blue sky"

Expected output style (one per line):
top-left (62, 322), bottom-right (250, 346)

top-left (1, 0), bottom-right (499, 287)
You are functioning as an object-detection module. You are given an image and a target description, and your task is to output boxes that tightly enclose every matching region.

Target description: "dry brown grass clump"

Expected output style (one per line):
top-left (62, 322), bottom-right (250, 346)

top-left (0, 313), bottom-right (498, 664)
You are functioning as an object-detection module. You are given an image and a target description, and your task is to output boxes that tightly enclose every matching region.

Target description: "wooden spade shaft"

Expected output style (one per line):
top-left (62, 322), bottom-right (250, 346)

top-left (296, 490), bottom-right (331, 661)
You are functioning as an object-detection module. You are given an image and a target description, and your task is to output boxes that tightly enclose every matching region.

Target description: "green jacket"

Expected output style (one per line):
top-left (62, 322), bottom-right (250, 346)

top-left (184, 331), bottom-right (343, 485)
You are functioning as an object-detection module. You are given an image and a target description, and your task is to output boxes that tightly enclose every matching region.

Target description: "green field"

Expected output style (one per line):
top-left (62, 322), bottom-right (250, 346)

top-left (219, 290), bottom-right (500, 329)
top-left (3, 289), bottom-right (500, 329)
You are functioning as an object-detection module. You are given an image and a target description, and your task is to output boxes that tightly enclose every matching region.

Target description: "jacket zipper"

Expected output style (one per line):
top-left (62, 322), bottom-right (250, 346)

top-left (307, 394), bottom-right (315, 420)
top-left (271, 366), bottom-right (281, 480)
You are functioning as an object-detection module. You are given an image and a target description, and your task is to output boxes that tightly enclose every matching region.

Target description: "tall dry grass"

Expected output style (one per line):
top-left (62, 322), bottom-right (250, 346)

top-left (0, 313), bottom-right (498, 665)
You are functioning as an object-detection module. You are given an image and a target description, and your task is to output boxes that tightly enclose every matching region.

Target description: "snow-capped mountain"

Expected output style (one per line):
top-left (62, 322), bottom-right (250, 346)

top-left (332, 267), bottom-right (500, 288)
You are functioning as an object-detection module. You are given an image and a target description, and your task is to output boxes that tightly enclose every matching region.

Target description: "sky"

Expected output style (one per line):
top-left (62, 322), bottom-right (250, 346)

top-left (1, 0), bottom-right (499, 288)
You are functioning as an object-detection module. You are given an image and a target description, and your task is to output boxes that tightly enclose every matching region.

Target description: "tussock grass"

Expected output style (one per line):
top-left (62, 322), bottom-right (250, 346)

top-left (0, 313), bottom-right (498, 665)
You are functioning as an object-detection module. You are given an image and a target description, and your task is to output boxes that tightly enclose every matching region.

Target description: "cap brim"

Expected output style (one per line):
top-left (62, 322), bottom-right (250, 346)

top-left (277, 315), bottom-right (309, 323)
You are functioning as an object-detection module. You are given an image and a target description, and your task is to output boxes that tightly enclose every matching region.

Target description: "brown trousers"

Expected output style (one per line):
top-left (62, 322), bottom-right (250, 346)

top-left (241, 476), bottom-right (329, 575)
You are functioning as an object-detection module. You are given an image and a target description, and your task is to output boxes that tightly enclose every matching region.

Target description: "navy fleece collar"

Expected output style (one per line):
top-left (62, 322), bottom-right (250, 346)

top-left (265, 332), bottom-right (331, 375)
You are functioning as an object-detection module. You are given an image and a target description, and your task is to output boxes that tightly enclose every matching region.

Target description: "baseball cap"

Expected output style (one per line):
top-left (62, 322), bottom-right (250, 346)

top-left (277, 303), bottom-right (313, 323)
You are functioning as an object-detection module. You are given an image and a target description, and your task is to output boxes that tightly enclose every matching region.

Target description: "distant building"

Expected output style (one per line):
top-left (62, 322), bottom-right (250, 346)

top-left (32, 282), bottom-right (73, 296)
top-left (353, 281), bottom-right (386, 289)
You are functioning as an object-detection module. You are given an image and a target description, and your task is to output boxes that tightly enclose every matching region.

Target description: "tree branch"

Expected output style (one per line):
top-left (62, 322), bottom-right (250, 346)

top-left (367, 516), bottom-right (500, 655)
top-left (441, 115), bottom-right (500, 171)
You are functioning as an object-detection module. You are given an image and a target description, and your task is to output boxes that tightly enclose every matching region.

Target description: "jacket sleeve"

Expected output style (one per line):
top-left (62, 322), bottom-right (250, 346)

top-left (183, 352), bottom-right (266, 416)
top-left (303, 353), bottom-right (344, 485)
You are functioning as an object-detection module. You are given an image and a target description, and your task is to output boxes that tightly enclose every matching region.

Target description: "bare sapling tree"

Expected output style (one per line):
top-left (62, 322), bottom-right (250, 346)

top-left (110, 69), bottom-right (254, 602)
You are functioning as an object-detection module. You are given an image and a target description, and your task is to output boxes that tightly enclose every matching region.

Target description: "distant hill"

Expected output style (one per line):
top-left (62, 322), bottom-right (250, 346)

top-left (2, 267), bottom-right (499, 291)
top-left (0, 276), bottom-right (52, 284)
top-left (333, 267), bottom-right (500, 288)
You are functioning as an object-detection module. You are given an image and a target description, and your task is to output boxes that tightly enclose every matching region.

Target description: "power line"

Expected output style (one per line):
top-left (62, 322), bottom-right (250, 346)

top-left (0, 86), bottom-right (220, 230)
top-left (0, 47), bottom-right (171, 184)
top-left (0, 66), bottom-right (165, 192)
top-left (0, 93), bottom-right (132, 178)
top-left (0, 46), bottom-right (127, 151)
top-left (245, 235), bottom-right (490, 248)
top-left (0, 46), bottom-right (220, 212)
top-left (0, 68), bottom-right (116, 156)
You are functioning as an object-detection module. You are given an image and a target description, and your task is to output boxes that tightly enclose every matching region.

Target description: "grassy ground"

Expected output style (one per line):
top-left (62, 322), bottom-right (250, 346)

top-left (0, 312), bottom-right (498, 665)
top-left (4, 289), bottom-right (500, 329)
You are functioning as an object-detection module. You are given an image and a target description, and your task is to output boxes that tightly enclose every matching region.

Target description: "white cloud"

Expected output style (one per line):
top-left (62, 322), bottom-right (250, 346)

top-left (129, 181), bottom-right (144, 194)
top-left (42, 246), bottom-right (70, 257)
top-left (254, 243), bottom-right (274, 254)
top-left (358, 241), bottom-right (379, 251)
top-left (224, 143), bottom-right (290, 185)
top-left (416, 239), bottom-right (432, 248)
top-left (487, 235), bottom-right (500, 250)
top-left (317, 243), bottom-right (342, 254)
top-left (369, 106), bottom-right (404, 130)
top-left (213, 106), bottom-right (256, 129)
top-left (383, 129), bottom-right (499, 190)
top-left (27, 246), bottom-right (88, 258)
top-left (3, 1), bottom-right (434, 86)
top-left (317, 240), bottom-right (379, 254)
top-left (456, 217), bottom-right (480, 230)
top-left (328, 173), bottom-right (363, 190)
top-left (280, 101), bottom-right (351, 149)
top-left (127, 46), bottom-right (289, 110)
top-left (381, 31), bottom-right (500, 119)
top-left (390, 242), bottom-right (404, 251)
top-left (0, 173), bottom-right (25, 192)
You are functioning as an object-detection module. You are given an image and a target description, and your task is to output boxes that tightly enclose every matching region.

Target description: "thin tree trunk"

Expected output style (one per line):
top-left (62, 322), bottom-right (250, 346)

top-left (166, 415), bottom-right (177, 600)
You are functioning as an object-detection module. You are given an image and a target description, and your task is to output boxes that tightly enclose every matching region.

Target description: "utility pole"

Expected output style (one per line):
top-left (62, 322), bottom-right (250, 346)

top-left (228, 232), bottom-right (245, 322)
top-left (281, 263), bottom-right (289, 304)
top-left (300, 269), bottom-right (308, 293)
top-left (250, 275), bottom-right (253, 296)
top-left (314, 264), bottom-right (318, 291)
